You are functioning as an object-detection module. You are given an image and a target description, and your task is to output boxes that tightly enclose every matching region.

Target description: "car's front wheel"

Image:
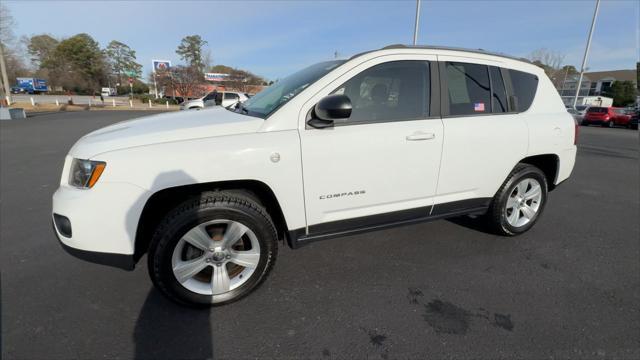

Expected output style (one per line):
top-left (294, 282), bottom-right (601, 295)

top-left (148, 191), bottom-right (278, 307)
top-left (485, 164), bottom-right (548, 236)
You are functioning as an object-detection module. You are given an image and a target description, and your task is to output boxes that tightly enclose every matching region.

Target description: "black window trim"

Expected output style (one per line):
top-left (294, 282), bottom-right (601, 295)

top-left (307, 60), bottom-right (441, 129)
top-left (489, 65), bottom-right (509, 114)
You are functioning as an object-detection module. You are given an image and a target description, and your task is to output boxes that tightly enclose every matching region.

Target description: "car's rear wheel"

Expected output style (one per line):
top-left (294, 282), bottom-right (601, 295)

top-left (148, 191), bottom-right (278, 307)
top-left (606, 121), bottom-right (615, 128)
top-left (485, 164), bottom-right (548, 236)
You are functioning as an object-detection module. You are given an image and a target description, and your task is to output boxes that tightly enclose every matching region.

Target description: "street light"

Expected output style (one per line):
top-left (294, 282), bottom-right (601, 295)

top-left (573, 0), bottom-right (601, 108)
top-left (413, 0), bottom-right (421, 45)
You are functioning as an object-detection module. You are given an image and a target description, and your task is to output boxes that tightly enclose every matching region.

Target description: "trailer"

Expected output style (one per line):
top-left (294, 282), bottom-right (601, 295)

top-left (580, 96), bottom-right (613, 107)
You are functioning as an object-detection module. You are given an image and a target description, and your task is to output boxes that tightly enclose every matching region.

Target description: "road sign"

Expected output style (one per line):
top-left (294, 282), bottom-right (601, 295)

top-left (124, 70), bottom-right (137, 77)
top-left (152, 60), bottom-right (171, 72)
top-left (128, 77), bottom-right (133, 84)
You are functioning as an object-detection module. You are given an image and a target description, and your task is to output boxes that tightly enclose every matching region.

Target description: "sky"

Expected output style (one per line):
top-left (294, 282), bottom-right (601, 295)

top-left (4, 0), bottom-right (639, 80)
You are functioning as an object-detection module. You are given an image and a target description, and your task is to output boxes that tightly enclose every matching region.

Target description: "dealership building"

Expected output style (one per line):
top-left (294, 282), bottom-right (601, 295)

top-left (557, 69), bottom-right (636, 106)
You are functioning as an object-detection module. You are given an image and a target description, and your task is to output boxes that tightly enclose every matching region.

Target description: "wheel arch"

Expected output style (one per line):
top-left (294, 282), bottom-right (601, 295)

top-left (133, 179), bottom-right (290, 263)
top-left (518, 154), bottom-right (560, 191)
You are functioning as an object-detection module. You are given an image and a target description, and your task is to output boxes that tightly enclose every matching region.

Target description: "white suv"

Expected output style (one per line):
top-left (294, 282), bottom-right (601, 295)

top-left (179, 90), bottom-right (248, 110)
top-left (52, 45), bottom-right (577, 306)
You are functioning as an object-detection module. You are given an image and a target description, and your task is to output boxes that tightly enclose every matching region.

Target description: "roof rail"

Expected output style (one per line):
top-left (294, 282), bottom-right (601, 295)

top-left (350, 44), bottom-right (532, 64)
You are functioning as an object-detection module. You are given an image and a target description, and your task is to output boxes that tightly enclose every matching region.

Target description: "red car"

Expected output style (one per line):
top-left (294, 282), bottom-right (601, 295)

top-left (582, 107), bottom-right (631, 128)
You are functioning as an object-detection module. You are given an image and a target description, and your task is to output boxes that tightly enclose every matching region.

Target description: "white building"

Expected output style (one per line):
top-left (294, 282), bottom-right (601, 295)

top-left (557, 69), bottom-right (636, 106)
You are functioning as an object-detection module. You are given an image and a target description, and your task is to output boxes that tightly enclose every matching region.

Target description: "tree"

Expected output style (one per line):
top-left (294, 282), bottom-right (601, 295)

top-left (116, 79), bottom-right (148, 95)
top-left (105, 40), bottom-right (142, 84)
top-left (156, 65), bottom-right (203, 98)
top-left (529, 48), bottom-right (566, 87)
top-left (27, 34), bottom-right (58, 67)
top-left (0, 4), bottom-right (29, 93)
top-left (176, 35), bottom-right (208, 72)
top-left (0, 3), bottom-right (15, 45)
top-left (42, 33), bottom-right (108, 93)
top-left (606, 81), bottom-right (637, 107)
top-left (207, 64), bottom-right (266, 91)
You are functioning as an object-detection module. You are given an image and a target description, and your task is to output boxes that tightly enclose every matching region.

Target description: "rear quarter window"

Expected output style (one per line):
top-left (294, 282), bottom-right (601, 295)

top-left (507, 69), bottom-right (538, 112)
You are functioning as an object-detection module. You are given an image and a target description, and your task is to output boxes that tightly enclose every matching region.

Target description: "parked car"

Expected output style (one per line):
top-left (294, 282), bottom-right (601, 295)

top-left (574, 105), bottom-right (589, 119)
top-left (179, 91), bottom-right (248, 110)
top-left (582, 106), bottom-right (616, 127)
top-left (609, 108), bottom-right (633, 128)
top-left (567, 108), bottom-right (581, 123)
top-left (628, 110), bottom-right (639, 130)
top-left (52, 45), bottom-right (577, 306)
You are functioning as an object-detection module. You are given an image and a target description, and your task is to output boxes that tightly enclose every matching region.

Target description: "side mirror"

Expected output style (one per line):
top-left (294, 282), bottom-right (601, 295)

top-left (307, 94), bottom-right (352, 129)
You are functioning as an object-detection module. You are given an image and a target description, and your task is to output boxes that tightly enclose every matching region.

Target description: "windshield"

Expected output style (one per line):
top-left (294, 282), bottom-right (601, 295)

top-left (587, 107), bottom-right (607, 113)
top-left (238, 60), bottom-right (346, 118)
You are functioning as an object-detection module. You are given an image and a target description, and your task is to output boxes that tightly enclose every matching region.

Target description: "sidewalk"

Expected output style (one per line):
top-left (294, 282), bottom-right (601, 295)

top-left (8, 101), bottom-right (179, 113)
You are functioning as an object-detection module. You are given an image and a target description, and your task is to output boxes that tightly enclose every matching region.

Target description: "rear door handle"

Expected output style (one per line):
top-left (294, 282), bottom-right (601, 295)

top-left (406, 131), bottom-right (436, 141)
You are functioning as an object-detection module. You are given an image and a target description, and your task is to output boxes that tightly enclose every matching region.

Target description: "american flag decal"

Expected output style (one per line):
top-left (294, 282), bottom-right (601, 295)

top-left (474, 102), bottom-right (485, 112)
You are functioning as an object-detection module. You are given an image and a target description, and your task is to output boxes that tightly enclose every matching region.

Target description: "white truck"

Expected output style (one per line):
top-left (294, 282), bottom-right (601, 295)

top-left (52, 45), bottom-right (577, 306)
top-left (101, 87), bottom-right (117, 97)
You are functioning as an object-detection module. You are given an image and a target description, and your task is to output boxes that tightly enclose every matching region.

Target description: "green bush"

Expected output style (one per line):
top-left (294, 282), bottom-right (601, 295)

top-left (154, 98), bottom-right (179, 105)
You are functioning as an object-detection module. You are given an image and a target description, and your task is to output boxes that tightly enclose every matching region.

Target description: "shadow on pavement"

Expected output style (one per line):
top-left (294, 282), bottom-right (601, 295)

top-left (446, 215), bottom-right (492, 234)
top-left (133, 288), bottom-right (212, 360)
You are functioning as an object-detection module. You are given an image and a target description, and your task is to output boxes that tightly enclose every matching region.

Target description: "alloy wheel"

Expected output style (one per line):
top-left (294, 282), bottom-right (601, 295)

top-left (171, 219), bottom-right (261, 296)
top-left (504, 178), bottom-right (543, 228)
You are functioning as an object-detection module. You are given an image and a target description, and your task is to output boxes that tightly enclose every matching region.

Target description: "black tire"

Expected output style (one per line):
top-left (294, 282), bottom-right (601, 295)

top-left (605, 121), bottom-right (614, 128)
top-left (148, 191), bottom-right (278, 307)
top-left (485, 164), bottom-right (548, 236)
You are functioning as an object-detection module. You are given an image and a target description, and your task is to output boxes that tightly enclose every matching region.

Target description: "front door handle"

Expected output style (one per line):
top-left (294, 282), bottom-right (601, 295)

top-left (406, 131), bottom-right (436, 141)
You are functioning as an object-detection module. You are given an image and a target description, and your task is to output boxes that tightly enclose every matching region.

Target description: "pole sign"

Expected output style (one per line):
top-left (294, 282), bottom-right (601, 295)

top-left (204, 73), bottom-right (229, 82)
top-left (128, 77), bottom-right (134, 84)
top-left (152, 60), bottom-right (171, 73)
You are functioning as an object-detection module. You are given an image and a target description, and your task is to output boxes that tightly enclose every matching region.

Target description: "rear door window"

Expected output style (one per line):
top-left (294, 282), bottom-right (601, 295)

top-left (507, 69), bottom-right (538, 112)
top-left (444, 62), bottom-right (491, 116)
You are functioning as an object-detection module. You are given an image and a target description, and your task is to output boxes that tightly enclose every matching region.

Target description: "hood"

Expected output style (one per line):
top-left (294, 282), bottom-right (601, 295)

top-left (181, 98), bottom-right (204, 107)
top-left (69, 107), bottom-right (263, 159)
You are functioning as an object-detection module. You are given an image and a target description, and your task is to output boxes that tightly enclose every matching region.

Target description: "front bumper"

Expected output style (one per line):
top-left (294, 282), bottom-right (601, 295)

top-left (52, 181), bottom-right (150, 270)
top-left (52, 220), bottom-right (134, 270)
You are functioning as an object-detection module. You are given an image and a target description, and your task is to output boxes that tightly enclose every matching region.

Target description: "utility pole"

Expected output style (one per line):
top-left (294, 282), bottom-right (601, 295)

top-left (0, 40), bottom-right (12, 105)
top-left (413, 0), bottom-right (421, 45)
top-left (573, 0), bottom-right (600, 108)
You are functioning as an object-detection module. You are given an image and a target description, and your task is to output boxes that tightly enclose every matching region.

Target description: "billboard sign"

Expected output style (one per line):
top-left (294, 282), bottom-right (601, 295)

top-left (152, 60), bottom-right (171, 72)
top-left (204, 73), bottom-right (229, 82)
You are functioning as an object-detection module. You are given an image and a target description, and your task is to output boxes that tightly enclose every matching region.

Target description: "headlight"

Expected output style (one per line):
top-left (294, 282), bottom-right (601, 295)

top-left (69, 159), bottom-right (106, 189)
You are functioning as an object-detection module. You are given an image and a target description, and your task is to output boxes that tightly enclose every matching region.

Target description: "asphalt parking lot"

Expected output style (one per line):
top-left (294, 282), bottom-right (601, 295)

top-left (1, 111), bottom-right (638, 359)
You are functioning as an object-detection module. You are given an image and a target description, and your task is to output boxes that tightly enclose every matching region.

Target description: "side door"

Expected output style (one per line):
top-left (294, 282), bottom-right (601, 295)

top-left (298, 56), bottom-right (443, 236)
top-left (222, 92), bottom-right (240, 107)
top-left (433, 57), bottom-right (528, 213)
top-left (202, 92), bottom-right (217, 107)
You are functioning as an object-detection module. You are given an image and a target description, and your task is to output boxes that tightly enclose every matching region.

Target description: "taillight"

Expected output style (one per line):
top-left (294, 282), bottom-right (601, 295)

top-left (574, 122), bottom-right (579, 145)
